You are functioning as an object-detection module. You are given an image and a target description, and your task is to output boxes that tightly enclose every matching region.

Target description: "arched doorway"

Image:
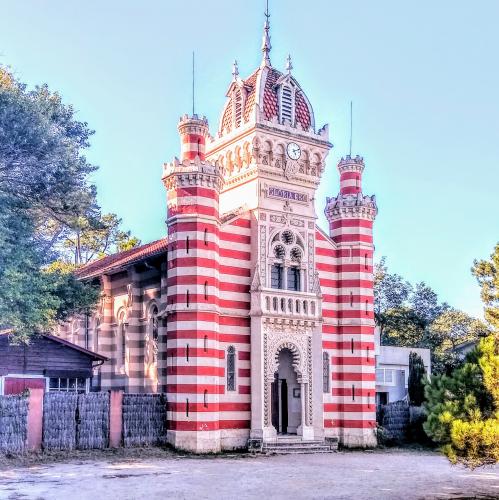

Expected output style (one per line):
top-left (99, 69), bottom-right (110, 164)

top-left (271, 348), bottom-right (301, 434)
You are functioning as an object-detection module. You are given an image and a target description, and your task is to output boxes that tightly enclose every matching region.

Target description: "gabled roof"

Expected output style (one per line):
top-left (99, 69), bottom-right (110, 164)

top-left (0, 331), bottom-right (108, 362)
top-left (76, 238), bottom-right (168, 280)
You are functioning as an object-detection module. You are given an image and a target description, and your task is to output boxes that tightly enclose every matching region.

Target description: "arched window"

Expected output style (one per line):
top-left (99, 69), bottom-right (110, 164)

top-left (186, 290), bottom-right (190, 308)
top-left (271, 264), bottom-right (283, 289)
top-left (186, 236), bottom-right (189, 254)
top-left (227, 346), bottom-right (236, 391)
top-left (204, 281), bottom-right (208, 300)
top-left (203, 335), bottom-right (208, 352)
top-left (323, 352), bottom-right (330, 394)
top-left (94, 316), bottom-right (100, 353)
top-left (280, 85), bottom-right (293, 124)
top-left (204, 389), bottom-right (208, 408)
top-left (117, 310), bottom-right (126, 369)
top-left (204, 228), bottom-right (208, 245)
top-left (287, 267), bottom-right (300, 291)
top-left (150, 305), bottom-right (159, 363)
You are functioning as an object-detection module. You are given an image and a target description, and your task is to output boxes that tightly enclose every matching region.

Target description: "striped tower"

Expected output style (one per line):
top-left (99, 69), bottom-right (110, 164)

top-left (324, 154), bottom-right (378, 447)
top-left (162, 114), bottom-right (225, 453)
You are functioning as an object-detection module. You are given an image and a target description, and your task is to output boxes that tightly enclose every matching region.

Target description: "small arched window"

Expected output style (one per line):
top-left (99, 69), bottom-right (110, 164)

top-left (150, 305), bottom-right (159, 361)
top-left (323, 352), bottom-right (330, 394)
top-left (94, 317), bottom-right (100, 353)
top-left (227, 346), bottom-right (236, 391)
top-left (204, 281), bottom-right (208, 300)
top-left (186, 344), bottom-right (190, 362)
top-left (186, 236), bottom-right (189, 254)
top-left (118, 310), bottom-right (126, 368)
top-left (203, 335), bottom-right (208, 352)
top-left (186, 290), bottom-right (190, 308)
top-left (204, 389), bottom-right (208, 408)
top-left (204, 228), bottom-right (208, 246)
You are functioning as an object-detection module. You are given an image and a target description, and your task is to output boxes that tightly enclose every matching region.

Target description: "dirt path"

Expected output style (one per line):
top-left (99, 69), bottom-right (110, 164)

top-left (1, 449), bottom-right (498, 499)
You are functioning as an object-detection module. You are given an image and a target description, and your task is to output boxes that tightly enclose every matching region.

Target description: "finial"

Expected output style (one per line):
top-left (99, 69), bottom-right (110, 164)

top-left (192, 51), bottom-right (195, 116)
top-left (286, 54), bottom-right (293, 74)
top-left (349, 101), bottom-right (353, 157)
top-left (261, 0), bottom-right (271, 67)
top-left (232, 60), bottom-right (239, 81)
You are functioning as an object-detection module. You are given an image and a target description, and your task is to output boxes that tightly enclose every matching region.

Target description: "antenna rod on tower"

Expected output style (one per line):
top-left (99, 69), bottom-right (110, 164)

top-left (192, 51), bottom-right (195, 116)
top-left (349, 101), bottom-right (353, 157)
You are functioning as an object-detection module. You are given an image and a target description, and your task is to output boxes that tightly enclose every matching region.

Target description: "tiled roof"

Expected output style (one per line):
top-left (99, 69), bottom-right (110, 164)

top-left (242, 69), bottom-right (259, 122)
top-left (262, 67), bottom-right (280, 121)
top-left (295, 90), bottom-right (312, 130)
top-left (219, 66), bottom-right (312, 134)
top-left (76, 238), bottom-right (168, 279)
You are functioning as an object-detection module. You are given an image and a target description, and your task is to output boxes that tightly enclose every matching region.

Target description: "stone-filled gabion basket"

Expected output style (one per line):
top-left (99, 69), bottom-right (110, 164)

top-left (77, 392), bottom-right (110, 449)
top-left (122, 394), bottom-right (167, 447)
top-left (379, 400), bottom-right (410, 444)
top-left (0, 395), bottom-right (28, 454)
top-left (43, 392), bottom-right (78, 451)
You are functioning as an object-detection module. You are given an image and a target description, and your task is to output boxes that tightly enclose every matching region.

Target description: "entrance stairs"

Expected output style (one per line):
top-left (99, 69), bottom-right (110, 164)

top-left (261, 435), bottom-right (337, 455)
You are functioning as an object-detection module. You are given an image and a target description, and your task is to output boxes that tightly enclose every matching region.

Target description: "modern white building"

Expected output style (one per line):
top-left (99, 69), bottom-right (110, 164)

top-left (374, 328), bottom-right (431, 405)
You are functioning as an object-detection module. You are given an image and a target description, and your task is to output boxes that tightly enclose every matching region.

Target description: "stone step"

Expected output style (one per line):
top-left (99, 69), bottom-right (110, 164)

top-left (261, 440), bottom-right (336, 455)
top-left (263, 446), bottom-right (334, 455)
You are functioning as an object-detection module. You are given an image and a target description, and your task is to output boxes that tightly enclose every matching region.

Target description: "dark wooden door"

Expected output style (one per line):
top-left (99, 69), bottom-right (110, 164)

top-left (280, 379), bottom-right (288, 433)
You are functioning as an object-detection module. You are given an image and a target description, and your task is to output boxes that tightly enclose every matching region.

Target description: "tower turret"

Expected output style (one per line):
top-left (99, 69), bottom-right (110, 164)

top-left (177, 114), bottom-right (209, 162)
top-left (338, 155), bottom-right (364, 195)
top-left (162, 114), bottom-right (225, 453)
top-left (323, 154), bottom-right (378, 448)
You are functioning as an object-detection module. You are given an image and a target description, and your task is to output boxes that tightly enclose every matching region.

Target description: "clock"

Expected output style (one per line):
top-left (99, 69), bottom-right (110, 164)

top-left (286, 142), bottom-right (301, 160)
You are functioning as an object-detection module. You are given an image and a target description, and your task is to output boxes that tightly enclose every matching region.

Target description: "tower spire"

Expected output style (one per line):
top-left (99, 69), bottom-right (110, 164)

top-left (261, 0), bottom-right (271, 67)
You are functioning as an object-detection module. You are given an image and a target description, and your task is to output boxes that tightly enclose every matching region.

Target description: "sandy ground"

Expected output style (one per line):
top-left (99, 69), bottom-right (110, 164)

top-left (0, 448), bottom-right (498, 500)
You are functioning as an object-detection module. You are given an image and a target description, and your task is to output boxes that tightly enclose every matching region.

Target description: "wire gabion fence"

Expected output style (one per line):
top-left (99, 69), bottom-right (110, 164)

top-left (42, 392), bottom-right (78, 451)
top-left (77, 392), bottom-right (110, 449)
top-left (122, 394), bottom-right (167, 447)
top-left (0, 395), bottom-right (28, 454)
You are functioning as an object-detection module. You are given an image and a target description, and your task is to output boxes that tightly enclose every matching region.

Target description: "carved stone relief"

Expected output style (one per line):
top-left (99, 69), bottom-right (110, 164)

top-left (262, 325), bottom-right (314, 428)
top-left (308, 233), bottom-right (315, 291)
top-left (259, 225), bottom-right (267, 285)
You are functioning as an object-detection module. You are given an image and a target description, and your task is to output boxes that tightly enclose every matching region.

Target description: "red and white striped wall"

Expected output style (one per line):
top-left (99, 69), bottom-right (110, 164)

top-left (320, 155), bottom-right (378, 447)
top-left (163, 115), bottom-right (226, 452)
top-left (177, 114), bottom-right (208, 161)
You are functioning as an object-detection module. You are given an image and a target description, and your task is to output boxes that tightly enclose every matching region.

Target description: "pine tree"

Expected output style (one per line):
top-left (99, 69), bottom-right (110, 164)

top-left (408, 352), bottom-right (427, 406)
top-left (424, 330), bottom-right (499, 468)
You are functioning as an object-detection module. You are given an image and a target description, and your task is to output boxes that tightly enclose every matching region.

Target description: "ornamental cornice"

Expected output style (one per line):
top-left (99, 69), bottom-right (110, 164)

top-left (162, 157), bottom-right (225, 191)
top-left (262, 316), bottom-right (317, 331)
top-left (221, 166), bottom-right (258, 190)
top-left (338, 163), bottom-right (364, 175)
top-left (325, 193), bottom-right (378, 221)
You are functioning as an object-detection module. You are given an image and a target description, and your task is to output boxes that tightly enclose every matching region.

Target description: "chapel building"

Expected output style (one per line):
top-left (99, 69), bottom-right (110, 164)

top-left (58, 16), bottom-right (378, 452)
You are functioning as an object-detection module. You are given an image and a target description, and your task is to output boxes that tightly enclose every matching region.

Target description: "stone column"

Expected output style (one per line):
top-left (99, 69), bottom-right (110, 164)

top-left (26, 388), bottom-right (43, 451)
top-left (99, 274), bottom-right (115, 390)
top-left (127, 266), bottom-right (143, 392)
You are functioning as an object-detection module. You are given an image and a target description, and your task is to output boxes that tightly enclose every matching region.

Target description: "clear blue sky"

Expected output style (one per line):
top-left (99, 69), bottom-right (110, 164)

top-left (2, 0), bottom-right (498, 319)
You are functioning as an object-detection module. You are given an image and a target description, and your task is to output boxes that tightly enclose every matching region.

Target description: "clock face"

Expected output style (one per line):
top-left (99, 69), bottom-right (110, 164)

top-left (287, 142), bottom-right (301, 160)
